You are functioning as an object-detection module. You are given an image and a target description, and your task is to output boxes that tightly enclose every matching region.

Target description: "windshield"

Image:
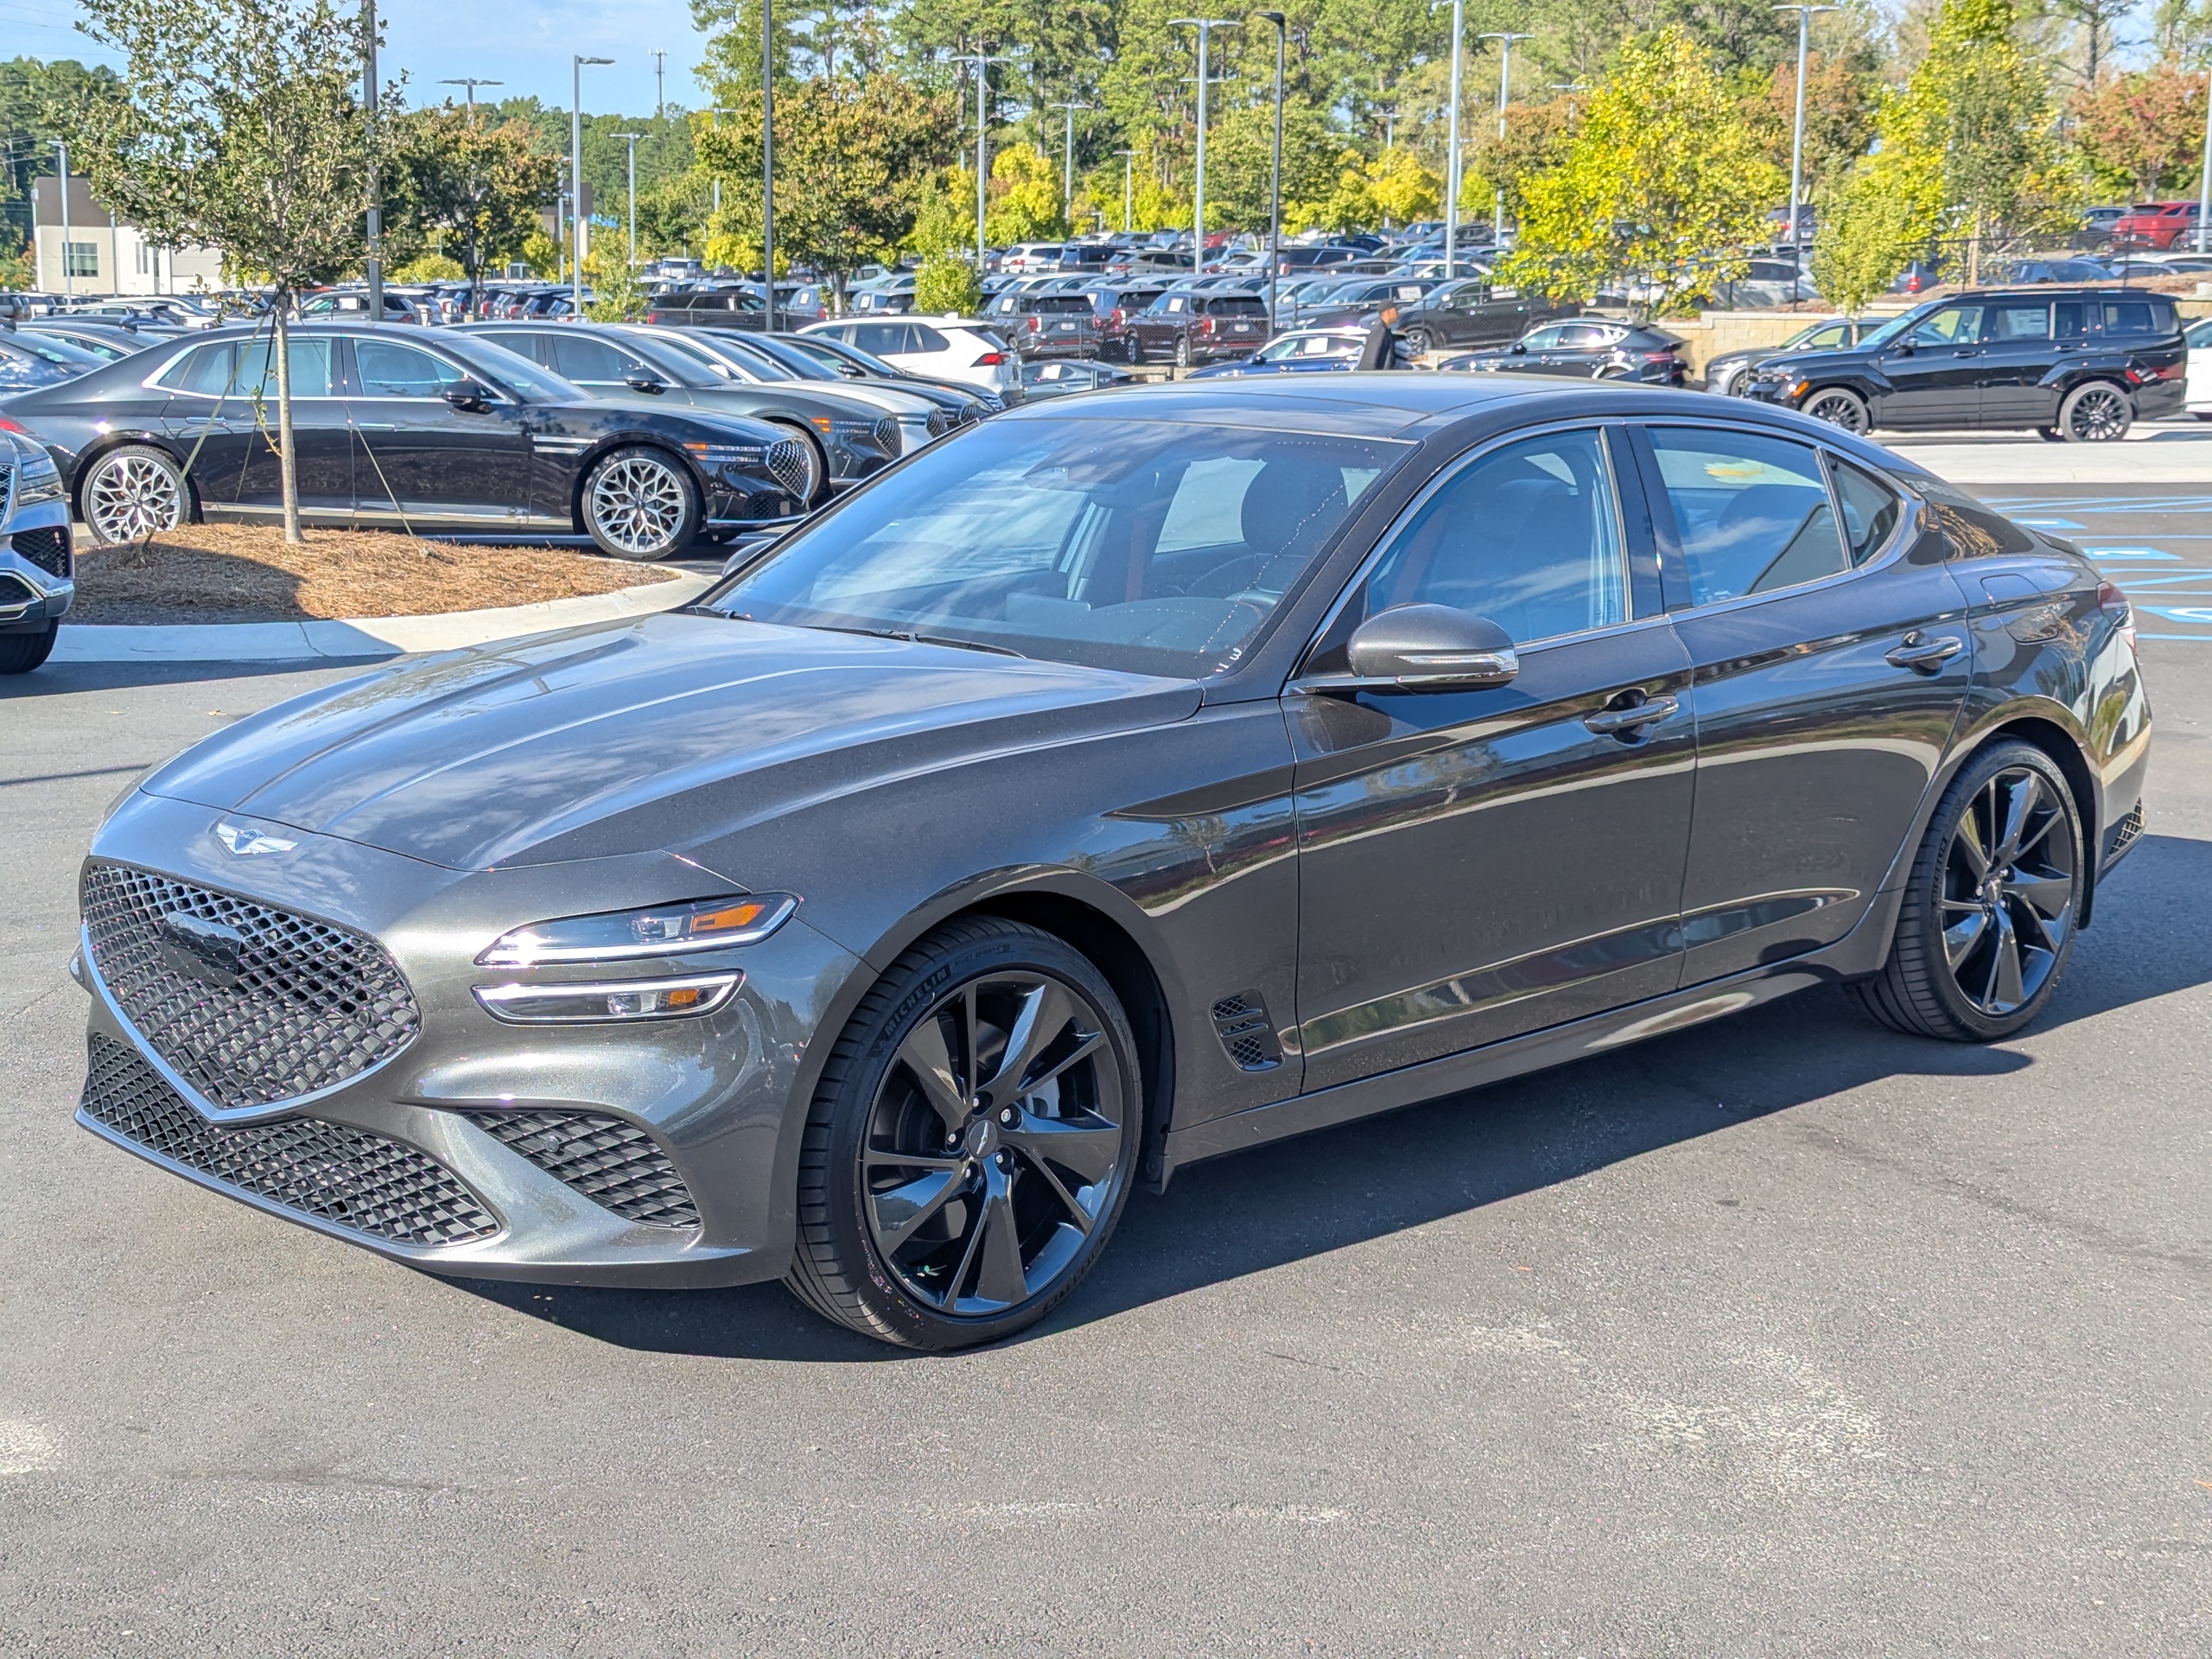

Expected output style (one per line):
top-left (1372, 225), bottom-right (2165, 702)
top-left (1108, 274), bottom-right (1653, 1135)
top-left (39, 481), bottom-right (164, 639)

top-left (690, 331), bottom-right (803, 381)
top-left (738, 334), bottom-right (844, 380)
top-left (1856, 305), bottom-right (1937, 350)
top-left (707, 416), bottom-right (1407, 678)
top-left (442, 334), bottom-right (586, 401)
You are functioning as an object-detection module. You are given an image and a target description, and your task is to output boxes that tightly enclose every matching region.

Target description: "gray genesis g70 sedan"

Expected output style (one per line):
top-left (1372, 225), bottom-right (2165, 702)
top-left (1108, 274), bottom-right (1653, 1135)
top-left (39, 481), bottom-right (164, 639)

top-left (73, 376), bottom-right (2152, 1349)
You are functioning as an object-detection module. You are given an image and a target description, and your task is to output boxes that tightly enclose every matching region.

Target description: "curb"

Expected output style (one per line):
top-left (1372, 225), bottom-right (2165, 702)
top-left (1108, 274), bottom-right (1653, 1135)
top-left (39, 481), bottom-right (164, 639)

top-left (51, 572), bottom-right (714, 665)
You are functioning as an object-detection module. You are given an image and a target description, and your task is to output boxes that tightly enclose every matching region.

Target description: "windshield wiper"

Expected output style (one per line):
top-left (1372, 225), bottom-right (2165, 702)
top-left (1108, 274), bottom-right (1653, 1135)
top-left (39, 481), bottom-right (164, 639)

top-left (811, 624), bottom-right (1026, 658)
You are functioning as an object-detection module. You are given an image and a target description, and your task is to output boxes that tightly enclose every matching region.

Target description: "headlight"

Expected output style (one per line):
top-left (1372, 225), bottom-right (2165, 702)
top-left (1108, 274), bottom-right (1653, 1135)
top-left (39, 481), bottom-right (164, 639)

top-left (683, 441), bottom-right (769, 474)
top-left (477, 893), bottom-right (798, 966)
top-left (15, 459), bottom-right (64, 507)
top-left (474, 970), bottom-right (741, 1024)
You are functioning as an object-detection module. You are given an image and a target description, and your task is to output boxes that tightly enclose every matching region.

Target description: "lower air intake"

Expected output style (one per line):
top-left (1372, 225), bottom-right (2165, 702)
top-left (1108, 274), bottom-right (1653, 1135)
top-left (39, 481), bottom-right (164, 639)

top-left (465, 1110), bottom-right (700, 1229)
top-left (79, 1033), bottom-right (499, 1246)
top-left (11, 525), bottom-right (71, 580)
top-left (1211, 990), bottom-right (1284, 1072)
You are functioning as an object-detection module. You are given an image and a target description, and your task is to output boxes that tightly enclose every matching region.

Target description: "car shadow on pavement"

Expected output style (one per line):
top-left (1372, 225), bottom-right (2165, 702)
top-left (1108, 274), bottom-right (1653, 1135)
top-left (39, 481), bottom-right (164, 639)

top-left (439, 833), bottom-right (2206, 1363)
top-left (5, 658), bottom-right (395, 698)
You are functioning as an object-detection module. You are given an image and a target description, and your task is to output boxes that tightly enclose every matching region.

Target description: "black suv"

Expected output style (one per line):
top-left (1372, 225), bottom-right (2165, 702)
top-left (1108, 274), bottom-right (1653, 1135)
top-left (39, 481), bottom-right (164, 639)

top-left (1746, 288), bottom-right (2187, 441)
top-left (1393, 278), bottom-right (1579, 357)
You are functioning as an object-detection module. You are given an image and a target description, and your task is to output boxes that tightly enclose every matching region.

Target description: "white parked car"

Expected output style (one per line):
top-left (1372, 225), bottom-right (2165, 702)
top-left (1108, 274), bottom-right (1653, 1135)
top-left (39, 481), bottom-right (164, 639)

top-left (2188, 316), bottom-right (2212, 419)
top-left (802, 316), bottom-right (1019, 396)
top-left (1000, 243), bottom-right (1067, 274)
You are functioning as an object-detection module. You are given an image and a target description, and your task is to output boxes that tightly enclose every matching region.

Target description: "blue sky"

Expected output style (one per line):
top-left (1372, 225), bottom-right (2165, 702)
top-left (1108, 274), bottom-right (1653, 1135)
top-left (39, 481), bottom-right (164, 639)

top-left (4, 0), bottom-right (709, 117)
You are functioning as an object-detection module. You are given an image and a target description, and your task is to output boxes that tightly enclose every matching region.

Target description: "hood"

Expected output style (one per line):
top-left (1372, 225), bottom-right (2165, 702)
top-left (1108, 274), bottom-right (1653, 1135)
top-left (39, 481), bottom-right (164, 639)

top-left (138, 612), bottom-right (1201, 872)
top-left (1753, 346), bottom-right (1866, 378)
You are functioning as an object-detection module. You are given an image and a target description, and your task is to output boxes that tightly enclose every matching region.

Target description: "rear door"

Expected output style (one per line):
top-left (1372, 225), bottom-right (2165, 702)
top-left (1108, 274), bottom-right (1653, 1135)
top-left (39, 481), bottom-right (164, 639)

top-left (1632, 422), bottom-right (1973, 983)
top-left (1977, 299), bottom-right (2060, 426)
top-left (157, 334), bottom-right (352, 517)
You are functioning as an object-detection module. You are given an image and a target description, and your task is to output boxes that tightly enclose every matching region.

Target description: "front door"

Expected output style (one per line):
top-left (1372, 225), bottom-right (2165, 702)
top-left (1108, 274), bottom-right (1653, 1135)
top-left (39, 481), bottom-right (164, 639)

top-left (1291, 425), bottom-right (1696, 1088)
top-left (1633, 423), bottom-right (1973, 984)
top-left (345, 335), bottom-right (527, 525)
top-left (1872, 302), bottom-right (1986, 428)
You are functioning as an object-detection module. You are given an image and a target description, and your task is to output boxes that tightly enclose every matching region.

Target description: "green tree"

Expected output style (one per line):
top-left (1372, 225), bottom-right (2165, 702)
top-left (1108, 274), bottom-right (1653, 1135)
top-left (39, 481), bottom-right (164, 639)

top-left (1203, 102), bottom-right (1343, 232)
top-left (72, 0), bottom-right (386, 543)
top-left (1500, 28), bottom-right (1784, 315)
top-left (2069, 61), bottom-right (2209, 197)
top-left (983, 143), bottom-right (1065, 243)
top-left (385, 105), bottom-right (561, 286)
top-left (913, 250), bottom-right (982, 311)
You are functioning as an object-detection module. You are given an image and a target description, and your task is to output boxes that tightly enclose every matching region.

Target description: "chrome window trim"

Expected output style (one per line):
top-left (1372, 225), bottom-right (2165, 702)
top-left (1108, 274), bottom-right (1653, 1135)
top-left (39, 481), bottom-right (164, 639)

top-left (1293, 416), bottom-right (1643, 677)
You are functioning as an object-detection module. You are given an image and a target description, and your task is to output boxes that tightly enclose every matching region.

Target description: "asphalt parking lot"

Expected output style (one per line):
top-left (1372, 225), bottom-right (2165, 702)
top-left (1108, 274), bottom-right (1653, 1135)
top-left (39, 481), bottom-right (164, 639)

top-left (3, 484), bottom-right (2208, 1656)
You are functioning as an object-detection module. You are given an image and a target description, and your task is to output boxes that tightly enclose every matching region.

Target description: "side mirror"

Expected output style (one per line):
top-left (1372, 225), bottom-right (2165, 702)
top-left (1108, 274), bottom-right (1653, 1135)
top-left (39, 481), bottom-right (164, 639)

top-left (442, 378), bottom-right (493, 410)
top-left (1509, 341), bottom-right (1527, 354)
top-left (1892, 338), bottom-right (1916, 356)
top-left (1343, 604), bottom-right (1518, 690)
top-left (623, 370), bottom-right (668, 393)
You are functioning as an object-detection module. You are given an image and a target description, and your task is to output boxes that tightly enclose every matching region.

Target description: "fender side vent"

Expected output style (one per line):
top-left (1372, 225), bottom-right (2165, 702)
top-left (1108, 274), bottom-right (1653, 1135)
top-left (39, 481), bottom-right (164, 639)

top-left (1211, 990), bottom-right (1283, 1072)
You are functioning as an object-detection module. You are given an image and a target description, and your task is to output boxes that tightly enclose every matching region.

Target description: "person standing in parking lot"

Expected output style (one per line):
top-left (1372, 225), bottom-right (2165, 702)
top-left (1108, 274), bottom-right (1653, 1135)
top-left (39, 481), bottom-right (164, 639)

top-left (1357, 304), bottom-right (1404, 370)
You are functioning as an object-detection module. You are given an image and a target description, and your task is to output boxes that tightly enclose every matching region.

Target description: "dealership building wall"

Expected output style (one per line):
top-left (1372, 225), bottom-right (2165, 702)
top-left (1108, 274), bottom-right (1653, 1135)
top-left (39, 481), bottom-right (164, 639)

top-left (30, 175), bottom-right (226, 296)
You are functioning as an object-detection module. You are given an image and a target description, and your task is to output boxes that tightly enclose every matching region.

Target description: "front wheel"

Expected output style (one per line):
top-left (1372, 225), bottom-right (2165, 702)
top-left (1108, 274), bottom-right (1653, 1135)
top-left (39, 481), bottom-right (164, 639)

top-left (1854, 741), bottom-right (2082, 1042)
top-left (1402, 325), bottom-right (1434, 358)
top-left (581, 445), bottom-right (701, 561)
top-left (0, 622), bottom-right (57, 675)
top-left (2059, 380), bottom-right (2132, 442)
top-left (79, 444), bottom-right (188, 546)
top-left (1800, 387), bottom-right (1870, 434)
top-left (786, 918), bottom-right (1143, 1351)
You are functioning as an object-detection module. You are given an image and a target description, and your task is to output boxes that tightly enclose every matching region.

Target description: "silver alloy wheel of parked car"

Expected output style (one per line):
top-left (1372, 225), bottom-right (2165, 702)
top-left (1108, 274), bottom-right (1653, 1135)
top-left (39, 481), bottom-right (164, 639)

top-left (81, 445), bottom-right (187, 545)
top-left (1801, 387), bottom-right (1871, 435)
top-left (582, 447), bottom-right (699, 560)
top-left (2060, 381), bottom-right (2132, 442)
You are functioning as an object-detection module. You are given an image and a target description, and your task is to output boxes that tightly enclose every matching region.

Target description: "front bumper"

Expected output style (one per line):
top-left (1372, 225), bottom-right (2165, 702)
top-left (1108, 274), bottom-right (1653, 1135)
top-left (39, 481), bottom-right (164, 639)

top-left (74, 791), bottom-right (861, 1287)
top-left (1, 493), bottom-right (73, 631)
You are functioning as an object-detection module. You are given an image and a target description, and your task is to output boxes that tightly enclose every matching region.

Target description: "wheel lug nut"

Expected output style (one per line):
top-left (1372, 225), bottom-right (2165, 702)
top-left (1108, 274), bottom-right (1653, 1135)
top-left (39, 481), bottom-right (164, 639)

top-left (998, 1108), bottom-right (1014, 1125)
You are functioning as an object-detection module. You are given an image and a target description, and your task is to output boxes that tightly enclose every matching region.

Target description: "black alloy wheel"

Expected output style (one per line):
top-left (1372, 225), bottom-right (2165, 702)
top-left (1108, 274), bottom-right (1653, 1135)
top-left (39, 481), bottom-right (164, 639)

top-left (2059, 380), bottom-right (2132, 442)
top-left (1402, 325), bottom-right (1434, 358)
top-left (1857, 741), bottom-right (2082, 1041)
top-left (1801, 387), bottom-right (1871, 434)
top-left (788, 918), bottom-right (1141, 1350)
top-left (1176, 334), bottom-right (1192, 370)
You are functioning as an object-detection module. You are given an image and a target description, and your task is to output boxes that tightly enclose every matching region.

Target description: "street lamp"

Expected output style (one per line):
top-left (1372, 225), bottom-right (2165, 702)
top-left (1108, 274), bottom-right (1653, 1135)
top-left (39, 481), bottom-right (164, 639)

top-left (951, 54), bottom-right (1017, 267)
top-left (1773, 5), bottom-right (1840, 283)
top-left (364, 0), bottom-right (383, 326)
top-left (572, 54), bottom-right (613, 315)
top-left (51, 139), bottom-right (70, 296)
top-left (761, 1), bottom-right (777, 328)
top-left (1250, 11), bottom-right (1287, 336)
top-left (2197, 65), bottom-right (2210, 256)
top-left (1443, 0), bottom-right (1464, 276)
top-left (1476, 32), bottom-right (1532, 244)
top-left (1049, 102), bottom-right (1090, 226)
top-left (1172, 20), bottom-right (1236, 272)
top-left (618, 131), bottom-right (647, 264)
top-left (707, 108), bottom-right (735, 216)
top-left (438, 76), bottom-right (502, 118)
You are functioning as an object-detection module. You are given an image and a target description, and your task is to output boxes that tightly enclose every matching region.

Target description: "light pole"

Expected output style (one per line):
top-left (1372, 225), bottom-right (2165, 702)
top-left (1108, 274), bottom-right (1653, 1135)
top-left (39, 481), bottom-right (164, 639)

top-left (2197, 65), bottom-right (2210, 255)
top-left (618, 131), bottom-right (646, 264)
top-left (438, 76), bottom-right (501, 117)
top-left (572, 54), bottom-right (613, 312)
top-left (364, 0), bottom-right (382, 326)
top-left (1171, 19), bottom-right (1236, 271)
top-left (707, 108), bottom-right (735, 216)
top-left (1251, 11), bottom-right (1286, 336)
top-left (51, 139), bottom-right (69, 296)
top-left (1444, 0), bottom-right (1464, 276)
top-left (1773, 5), bottom-right (1839, 282)
top-left (1114, 148), bottom-right (1135, 232)
top-left (761, 0), bottom-right (778, 327)
top-left (952, 54), bottom-right (1016, 266)
top-left (1049, 102), bottom-right (1090, 226)
top-left (1477, 32), bottom-right (1531, 244)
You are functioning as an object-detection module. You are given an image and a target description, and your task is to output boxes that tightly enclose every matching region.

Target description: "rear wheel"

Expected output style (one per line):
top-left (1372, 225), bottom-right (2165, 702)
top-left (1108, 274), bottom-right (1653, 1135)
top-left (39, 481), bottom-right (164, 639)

top-left (1854, 741), bottom-right (2082, 1042)
top-left (2059, 380), bottom-right (2132, 442)
top-left (786, 918), bottom-right (1143, 1351)
top-left (1801, 387), bottom-right (1870, 434)
top-left (581, 445), bottom-right (701, 561)
top-left (1175, 335), bottom-right (1192, 370)
top-left (79, 444), bottom-right (188, 546)
top-left (2036, 426), bottom-right (2065, 442)
top-left (0, 622), bottom-right (57, 675)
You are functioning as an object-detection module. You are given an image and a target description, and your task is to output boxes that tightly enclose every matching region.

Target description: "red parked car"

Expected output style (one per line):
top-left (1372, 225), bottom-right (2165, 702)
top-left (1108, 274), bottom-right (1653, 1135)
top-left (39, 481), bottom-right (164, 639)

top-left (2111, 200), bottom-right (2205, 251)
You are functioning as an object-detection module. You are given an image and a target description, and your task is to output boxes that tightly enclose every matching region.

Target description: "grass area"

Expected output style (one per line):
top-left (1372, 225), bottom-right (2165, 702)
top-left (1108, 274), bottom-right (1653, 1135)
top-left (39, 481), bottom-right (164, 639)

top-left (70, 524), bottom-right (681, 626)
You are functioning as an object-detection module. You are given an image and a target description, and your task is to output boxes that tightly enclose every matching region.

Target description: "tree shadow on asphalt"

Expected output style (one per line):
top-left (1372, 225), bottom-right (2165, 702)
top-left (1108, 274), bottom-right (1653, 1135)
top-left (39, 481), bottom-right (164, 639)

top-left (442, 832), bottom-right (2202, 1364)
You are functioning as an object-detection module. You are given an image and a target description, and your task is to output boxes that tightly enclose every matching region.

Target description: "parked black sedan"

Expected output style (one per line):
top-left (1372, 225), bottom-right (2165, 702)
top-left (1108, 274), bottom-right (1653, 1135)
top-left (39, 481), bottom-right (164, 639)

top-left (459, 321), bottom-right (902, 505)
top-left (1443, 319), bottom-right (1688, 385)
top-left (0, 324), bottom-right (810, 558)
top-left (70, 375), bottom-right (2149, 1351)
top-left (1705, 316), bottom-right (1870, 397)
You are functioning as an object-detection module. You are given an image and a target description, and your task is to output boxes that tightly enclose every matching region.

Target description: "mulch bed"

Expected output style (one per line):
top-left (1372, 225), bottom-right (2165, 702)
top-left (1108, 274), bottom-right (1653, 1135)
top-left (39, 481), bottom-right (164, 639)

top-left (67, 523), bottom-right (681, 626)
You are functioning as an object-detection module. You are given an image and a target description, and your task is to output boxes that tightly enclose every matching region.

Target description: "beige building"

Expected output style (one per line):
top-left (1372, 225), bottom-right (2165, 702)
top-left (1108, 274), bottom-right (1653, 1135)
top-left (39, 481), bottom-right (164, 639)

top-left (30, 175), bottom-right (226, 296)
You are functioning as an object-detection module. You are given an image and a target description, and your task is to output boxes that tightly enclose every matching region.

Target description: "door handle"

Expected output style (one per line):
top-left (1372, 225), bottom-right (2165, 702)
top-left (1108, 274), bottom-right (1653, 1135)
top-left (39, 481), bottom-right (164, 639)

top-left (1951, 348), bottom-right (1981, 357)
top-left (1584, 692), bottom-right (1681, 735)
top-left (1885, 632), bottom-right (1965, 672)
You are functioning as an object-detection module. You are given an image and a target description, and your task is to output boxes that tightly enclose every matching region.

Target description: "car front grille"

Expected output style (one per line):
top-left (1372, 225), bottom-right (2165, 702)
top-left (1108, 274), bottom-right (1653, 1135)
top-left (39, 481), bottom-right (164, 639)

top-left (872, 415), bottom-right (902, 456)
top-left (10, 525), bottom-right (71, 580)
top-left (0, 461), bottom-right (12, 523)
top-left (925, 406), bottom-right (954, 438)
top-left (766, 437), bottom-right (811, 498)
top-left (80, 1034), bottom-right (499, 1246)
top-left (464, 1109), bottom-right (701, 1229)
top-left (81, 861), bottom-right (422, 1111)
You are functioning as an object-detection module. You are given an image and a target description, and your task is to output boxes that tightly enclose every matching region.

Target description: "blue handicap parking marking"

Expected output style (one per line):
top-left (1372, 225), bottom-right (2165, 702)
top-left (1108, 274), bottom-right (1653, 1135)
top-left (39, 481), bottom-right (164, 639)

top-left (2012, 518), bottom-right (2085, 530)
top-left (2084, 547), bottom-right (2181, 561)
top-left (2142, 607), bottom-right (2212, 624)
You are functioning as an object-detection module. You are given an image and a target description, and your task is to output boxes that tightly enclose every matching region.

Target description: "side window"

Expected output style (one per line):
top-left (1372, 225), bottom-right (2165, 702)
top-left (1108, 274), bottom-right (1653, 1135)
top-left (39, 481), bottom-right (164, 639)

top-left (2101, 301), bottom-right (2154, 336)
top-left (1829, 459), bottom-right (1902, 566)
top-left (550, 334), bottom-right (637, 383)
top-left (1988, 303), bottom-right (2050, 342)
top-left (910, 324), bottom-right (950, 353)
top-left (1358, 429), bottom-right (1627, 645)
top-left (353, 339), bottom-right (466, 397)
top-left (232, 334), bottom-right (337, 398)
top-left (1904, 304), bottom-right (1982, 347)
top-left (2054, 302), bottom-right (2088, 338)
top-left (850, 321), bottom-right (902, 355)
top-left (1159, 457), bottom-right (1267, 551)
top-left (1804, 323), bottom-right (1849, 348)
top-left (163, 340), bottom-right (239, 396)
top-left (1518, 325), bottom-right (1563, 351)
top-left (1649, 428), bottom-right (1847, 605)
